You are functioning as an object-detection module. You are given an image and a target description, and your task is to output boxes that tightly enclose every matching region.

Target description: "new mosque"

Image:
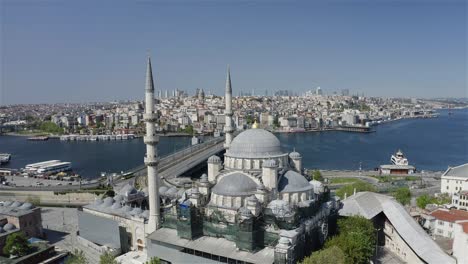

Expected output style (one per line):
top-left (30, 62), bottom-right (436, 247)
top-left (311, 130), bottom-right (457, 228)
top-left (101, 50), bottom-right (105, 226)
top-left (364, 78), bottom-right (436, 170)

top-left (77, 57), bottom-right (340, 264)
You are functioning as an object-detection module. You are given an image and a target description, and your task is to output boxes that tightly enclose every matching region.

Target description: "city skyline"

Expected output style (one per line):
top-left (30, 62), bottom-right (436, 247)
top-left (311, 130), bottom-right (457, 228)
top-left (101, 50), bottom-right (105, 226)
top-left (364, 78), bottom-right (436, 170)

top-left (1, 0), bottom-right (466, 105)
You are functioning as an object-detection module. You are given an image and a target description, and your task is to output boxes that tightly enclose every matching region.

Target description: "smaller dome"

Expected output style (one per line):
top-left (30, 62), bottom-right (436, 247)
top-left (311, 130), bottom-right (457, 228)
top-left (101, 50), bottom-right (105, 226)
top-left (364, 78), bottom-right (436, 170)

top-left (19, 203), bottom-right (34, 210)
top-left (289, 151), bottom-right (301, 159)
top-left (208, 155), bottom-right (221, 164)
top-left (200, 174), bottom-right (209, 183)
top-left (166, 187), bottom-right (178, 197)
top-left (159, 186), bottom-right (169, 195)
top-left (119, 184), bottom-right (137, 196)
top-left (93, 199), bottom-right (103, 206)
top-left (263, 159), bottom-right (278, 168)
top-left (122, 205), bottom-right (132, 212)
top-left (111, 203), bottom-right (122, 210)
top-left (130, 207), bottom-right (143, 215)
top-left (140, 210), bottom-right (149, 219)
top-left (11, 201), bottom-right (22, 208)
top-left (102, 197), bottom-right (114, 207)
top-left (2, 201), bottom-right (13, 207)
top-left (3, 223), bottom-right (16, 231)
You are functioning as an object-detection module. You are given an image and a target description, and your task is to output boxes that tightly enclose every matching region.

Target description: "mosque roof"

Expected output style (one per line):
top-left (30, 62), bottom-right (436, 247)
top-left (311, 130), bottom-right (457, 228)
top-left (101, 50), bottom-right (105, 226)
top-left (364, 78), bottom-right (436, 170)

top-left (278, 170), bottom-right (314, 193)
top-left (227, 129), bottom-right (285, 158)
top-left (212, 172), bottom-right (258, 196)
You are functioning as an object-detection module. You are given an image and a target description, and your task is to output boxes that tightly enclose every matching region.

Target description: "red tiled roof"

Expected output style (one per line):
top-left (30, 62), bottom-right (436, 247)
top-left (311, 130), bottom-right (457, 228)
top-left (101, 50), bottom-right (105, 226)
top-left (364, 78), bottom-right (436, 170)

top-left (430, 209), bottom-right (468, 223)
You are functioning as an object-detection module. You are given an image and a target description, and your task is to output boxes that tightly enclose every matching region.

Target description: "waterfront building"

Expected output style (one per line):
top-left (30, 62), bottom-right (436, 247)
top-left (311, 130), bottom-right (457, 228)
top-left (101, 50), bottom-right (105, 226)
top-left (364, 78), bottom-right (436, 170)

top-left (441, 163), bottom-right (468, 195)
top-left (340, 192), bottom-right (455, 264)
top-left (452, 190), bottom-right (468, 210)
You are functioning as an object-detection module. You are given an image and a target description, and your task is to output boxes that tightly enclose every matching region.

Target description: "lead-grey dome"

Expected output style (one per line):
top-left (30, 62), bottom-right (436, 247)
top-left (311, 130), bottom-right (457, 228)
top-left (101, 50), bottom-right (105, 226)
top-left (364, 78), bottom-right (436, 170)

top-left (212, 173), bottom-right (258, 196)
top-left (278, 170), bottom-right (314, 193)
top-left (3, 223), bottom-right (16, 231)
top-left (227, 129), bottom-right (284, 158)
top-left (289, 151), bottom-right (301, 159)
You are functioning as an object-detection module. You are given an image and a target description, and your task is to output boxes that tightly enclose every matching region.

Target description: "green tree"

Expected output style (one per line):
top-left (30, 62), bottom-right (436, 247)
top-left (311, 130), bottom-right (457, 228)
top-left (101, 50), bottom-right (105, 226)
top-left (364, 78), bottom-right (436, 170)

top-left (335, 181), bottom-right (376, 199)
top-left (99, 251), bottom-right (117, 264)
top-left (416, 194), bottom-right (432, 209)
top-left (311, 170), bottom-right (324, 182)
top-left (301, 246), bottom-right (345, 264)
top-left (325, 216), bottom-right (376, 264)
top-left (393, 187), bottom-right (411, 205)
top-left (39, 121), bottom-right (64, 134)
top-left (3, 232), bottom-right (31, 257)
top-left (183, 125), bottom-right (194, 135)
top-left (65, 249), bottom-right (87, 264)
top-left (146, 257), bottom-right (162, 264)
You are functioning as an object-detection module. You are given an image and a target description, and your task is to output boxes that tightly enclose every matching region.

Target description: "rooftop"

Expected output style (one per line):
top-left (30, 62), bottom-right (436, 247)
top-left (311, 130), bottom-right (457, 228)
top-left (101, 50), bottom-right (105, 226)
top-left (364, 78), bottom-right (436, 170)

top-left (442, 163), bottom-right (468, 178)
top-left (148, 228), bottom-right (274, 264)
top-left (379, 164), bottom-right (416, 170)
top-left (430, 209), bottom-right (468, 223)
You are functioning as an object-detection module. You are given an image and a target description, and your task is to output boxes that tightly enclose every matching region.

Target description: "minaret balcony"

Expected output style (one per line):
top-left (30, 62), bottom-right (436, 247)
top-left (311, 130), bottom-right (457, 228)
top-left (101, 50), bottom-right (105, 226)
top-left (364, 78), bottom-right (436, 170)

top-left (144, 135), bottom-right (159, 145)
top-left (144, 156), bottom-right (159, 166)
top-left (143, 113), bottom-right (158, 122)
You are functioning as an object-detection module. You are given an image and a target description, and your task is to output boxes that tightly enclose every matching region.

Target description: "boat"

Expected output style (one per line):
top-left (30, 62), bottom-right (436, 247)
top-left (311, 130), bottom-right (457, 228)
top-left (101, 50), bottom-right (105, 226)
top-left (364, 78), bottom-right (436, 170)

top-left (0, 154), bottom-right (11, 165)
top-left (27, 136), bottom-right (49, 141)
top-left (391, 149), bottom-right (409, 165)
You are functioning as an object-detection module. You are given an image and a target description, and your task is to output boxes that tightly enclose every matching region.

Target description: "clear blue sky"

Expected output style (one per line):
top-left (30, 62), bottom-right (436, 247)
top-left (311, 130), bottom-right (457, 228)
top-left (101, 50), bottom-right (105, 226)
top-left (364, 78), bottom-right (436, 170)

top-left (1, 0), bottom-right (466, 104)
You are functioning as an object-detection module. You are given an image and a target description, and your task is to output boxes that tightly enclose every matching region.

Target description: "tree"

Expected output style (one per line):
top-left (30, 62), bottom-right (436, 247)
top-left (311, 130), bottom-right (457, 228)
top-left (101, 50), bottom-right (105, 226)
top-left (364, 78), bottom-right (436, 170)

top-left (3, 232), bottom-right (31, 257)
top-left (325, 216), bottom-right (376, 264)
top-left (301, 246), bottom-right (345, 264)
top-left (146, 257), bottom-right (162, 264)
top-left (39, 121), bottom-right (64, 134)
top-left (66, 249), bottom-right (87, 264)
top-left (416, 194), bottom-right (432, 209)
top-left (335, 181), bottom-right (376, 199)
top-left (311, 170), bottom-right (324, 182)
top-left (393, 187), bottom-right (411, 205)
top-left (99, 251), bottom-right (117, 264)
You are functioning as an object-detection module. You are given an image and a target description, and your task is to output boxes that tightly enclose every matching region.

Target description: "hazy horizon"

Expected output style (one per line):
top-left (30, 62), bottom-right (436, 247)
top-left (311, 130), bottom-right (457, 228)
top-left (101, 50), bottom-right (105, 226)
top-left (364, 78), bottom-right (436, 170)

top-left (1, 0), bottom-right (466, 105)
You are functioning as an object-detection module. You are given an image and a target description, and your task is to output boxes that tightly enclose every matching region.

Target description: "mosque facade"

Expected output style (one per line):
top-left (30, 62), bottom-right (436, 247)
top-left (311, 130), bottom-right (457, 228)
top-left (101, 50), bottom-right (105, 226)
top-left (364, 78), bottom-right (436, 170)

top-left (77, 57), bottom-right (340, 264)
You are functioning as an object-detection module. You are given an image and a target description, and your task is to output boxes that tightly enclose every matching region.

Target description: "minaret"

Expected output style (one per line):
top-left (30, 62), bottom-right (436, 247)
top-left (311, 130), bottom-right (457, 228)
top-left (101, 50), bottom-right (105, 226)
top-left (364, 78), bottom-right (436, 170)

top-left (143, 56), bottom-right (160, 233)
top-left (224, 66), bottom-right (234, 149)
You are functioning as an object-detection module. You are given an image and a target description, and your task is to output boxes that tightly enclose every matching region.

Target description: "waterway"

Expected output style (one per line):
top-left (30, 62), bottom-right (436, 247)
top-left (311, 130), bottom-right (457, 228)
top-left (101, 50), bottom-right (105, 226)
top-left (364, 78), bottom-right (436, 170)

top-left (1, 109), bottom-right (467, 179)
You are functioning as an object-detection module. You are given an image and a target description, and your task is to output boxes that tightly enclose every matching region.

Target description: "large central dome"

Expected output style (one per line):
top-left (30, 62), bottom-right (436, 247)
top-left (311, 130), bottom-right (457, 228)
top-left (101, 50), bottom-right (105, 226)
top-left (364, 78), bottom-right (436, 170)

top-left (227, 128), bottom-right (284, 158)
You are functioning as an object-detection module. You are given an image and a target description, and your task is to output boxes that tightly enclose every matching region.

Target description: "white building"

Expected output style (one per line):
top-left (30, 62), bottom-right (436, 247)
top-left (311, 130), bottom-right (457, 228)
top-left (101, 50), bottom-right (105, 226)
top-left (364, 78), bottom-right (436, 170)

top-left (452, 190), bottom-right (468, 210)
top-left (453, 220), bottom-right (468, 264)
top-left (440, 163), bottom-right (468, 195)
top-left (423, 208), bottom-right (468, 239)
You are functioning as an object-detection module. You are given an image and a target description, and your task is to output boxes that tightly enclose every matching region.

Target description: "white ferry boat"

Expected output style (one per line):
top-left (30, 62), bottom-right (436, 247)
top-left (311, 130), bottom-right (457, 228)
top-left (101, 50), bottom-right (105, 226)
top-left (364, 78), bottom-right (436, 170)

top-left (0, 154), bottom-right (11, 165)
top-left (391, 150), bottom-right (409, 165)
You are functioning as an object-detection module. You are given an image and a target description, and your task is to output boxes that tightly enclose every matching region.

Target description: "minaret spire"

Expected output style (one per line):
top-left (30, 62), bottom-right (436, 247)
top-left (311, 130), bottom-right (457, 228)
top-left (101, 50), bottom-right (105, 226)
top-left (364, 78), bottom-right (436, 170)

top-left (224, 65), bottom-right (234, 149)
top-left (143, 54), bottom-right (160, 233)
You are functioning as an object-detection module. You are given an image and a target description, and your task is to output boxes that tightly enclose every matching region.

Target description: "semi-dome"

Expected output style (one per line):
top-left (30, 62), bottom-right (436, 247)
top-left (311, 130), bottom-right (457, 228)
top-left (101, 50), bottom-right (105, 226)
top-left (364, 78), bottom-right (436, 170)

top-left (278, 170), bottom-right (314, 193)
top-left (119, 184), bottom-right (137, 196)
top-left (212, 173), bottom-right (258, 196)
top-left (227, 129), bottom-right (284, 158)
